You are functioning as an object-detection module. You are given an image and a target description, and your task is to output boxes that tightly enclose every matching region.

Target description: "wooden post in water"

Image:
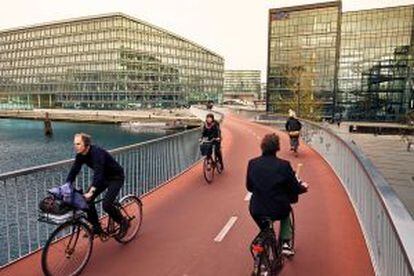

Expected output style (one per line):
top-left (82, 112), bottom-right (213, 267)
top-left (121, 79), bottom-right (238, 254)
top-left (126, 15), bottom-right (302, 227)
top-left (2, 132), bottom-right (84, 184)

top-left (44, 112), bottom-right (53, 137)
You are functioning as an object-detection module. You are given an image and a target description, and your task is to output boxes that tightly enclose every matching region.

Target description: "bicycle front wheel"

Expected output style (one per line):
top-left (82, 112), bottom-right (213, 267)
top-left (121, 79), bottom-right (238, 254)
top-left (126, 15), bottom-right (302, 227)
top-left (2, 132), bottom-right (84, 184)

top-left (41, 220), bottom-right (93, 276)
top-left (115, 195), bottom-right (143, 244)
top-left (215, 156), bottom-right (223, 174)
top-left (203, 157), bottom-right (214, 183)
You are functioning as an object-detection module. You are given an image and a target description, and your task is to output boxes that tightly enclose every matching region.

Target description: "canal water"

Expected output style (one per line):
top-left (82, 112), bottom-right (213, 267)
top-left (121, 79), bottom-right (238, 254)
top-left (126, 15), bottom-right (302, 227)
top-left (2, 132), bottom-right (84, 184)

top-left (0, 118), bottom-right (166, 174)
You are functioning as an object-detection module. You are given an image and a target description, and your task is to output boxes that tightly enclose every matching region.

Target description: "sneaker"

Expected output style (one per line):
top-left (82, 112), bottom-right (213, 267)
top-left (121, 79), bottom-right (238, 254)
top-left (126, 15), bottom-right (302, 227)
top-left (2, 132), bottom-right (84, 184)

top-left (282, 242), bottom-right (295, 256)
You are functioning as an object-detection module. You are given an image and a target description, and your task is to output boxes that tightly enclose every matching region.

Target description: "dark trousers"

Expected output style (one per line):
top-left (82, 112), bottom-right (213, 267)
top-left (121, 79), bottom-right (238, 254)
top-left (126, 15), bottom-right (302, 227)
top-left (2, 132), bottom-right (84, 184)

top-left (213, 141), bottom-right (223, 166)
top-left (252, 214), bottom-right (293, 241)
top-left (290, 136), bottom-right (299, 150)
top-left (87, 178), bottom-right (124, 230)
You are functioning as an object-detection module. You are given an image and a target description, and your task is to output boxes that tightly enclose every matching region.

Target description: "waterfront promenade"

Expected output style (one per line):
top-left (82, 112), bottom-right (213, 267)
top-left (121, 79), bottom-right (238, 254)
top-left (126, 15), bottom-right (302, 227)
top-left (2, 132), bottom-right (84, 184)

top-left (0, 108), bottom-right (201, 125)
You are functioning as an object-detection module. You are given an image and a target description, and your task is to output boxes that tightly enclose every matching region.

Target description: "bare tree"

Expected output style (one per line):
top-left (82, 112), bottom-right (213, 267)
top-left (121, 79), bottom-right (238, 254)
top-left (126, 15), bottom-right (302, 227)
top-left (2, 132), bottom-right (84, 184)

top-left (272, 55), bottom-right (322, 120)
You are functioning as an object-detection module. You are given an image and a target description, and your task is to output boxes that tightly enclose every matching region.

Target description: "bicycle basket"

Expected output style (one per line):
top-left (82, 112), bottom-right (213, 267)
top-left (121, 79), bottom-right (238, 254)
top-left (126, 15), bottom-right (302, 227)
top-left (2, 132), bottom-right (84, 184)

top-left (200, 142), bottom-right (213, 156)
top-left (38, 210), bottom-right (82, 225)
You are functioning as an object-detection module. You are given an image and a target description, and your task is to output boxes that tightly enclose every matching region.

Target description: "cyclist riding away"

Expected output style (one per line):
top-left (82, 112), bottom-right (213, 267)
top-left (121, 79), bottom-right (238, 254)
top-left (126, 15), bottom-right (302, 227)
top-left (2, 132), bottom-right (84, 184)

top-left (66, 133), bottom-right (128, 237)
top-left (200, 113), bottom-right (224, 169)
top-left (246, 133), bottom-right (308, 256)
top-left (285, 110), bottom-right (302, 153)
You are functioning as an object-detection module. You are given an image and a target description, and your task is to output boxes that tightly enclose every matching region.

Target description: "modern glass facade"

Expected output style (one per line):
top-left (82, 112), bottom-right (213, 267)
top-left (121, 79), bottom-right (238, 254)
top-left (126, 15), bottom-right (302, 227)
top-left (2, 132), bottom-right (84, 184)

top-left (267, 2), bottom-right (341, 118)
top-left (338, 6), bottom-right (414, 121)
top-left (267, 2), bottom-right (414, 121)
top-left (0, 13), bottom-right (224, 109)
top-left (223, 70), bottom-right (261, 102)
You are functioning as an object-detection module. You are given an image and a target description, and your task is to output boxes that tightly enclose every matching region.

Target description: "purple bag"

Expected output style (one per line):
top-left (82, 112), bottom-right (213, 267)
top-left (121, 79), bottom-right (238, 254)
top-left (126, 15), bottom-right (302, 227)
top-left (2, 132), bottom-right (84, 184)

top-left (48, 183), bottom-right (89, 210)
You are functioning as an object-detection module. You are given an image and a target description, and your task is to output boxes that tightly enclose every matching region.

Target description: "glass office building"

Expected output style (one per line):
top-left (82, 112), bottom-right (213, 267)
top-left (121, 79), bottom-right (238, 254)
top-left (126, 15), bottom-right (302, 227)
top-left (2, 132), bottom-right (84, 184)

top-left (338, 6), bottom-right (414, 121)
top-left (223, 70), bottom-right (261, 102)
top-left (268, 1), bottom-right (414, 121)
top-left (0, 13), bottom-right (224, 109)
top-left (267, 2), bottom-right (341, 117)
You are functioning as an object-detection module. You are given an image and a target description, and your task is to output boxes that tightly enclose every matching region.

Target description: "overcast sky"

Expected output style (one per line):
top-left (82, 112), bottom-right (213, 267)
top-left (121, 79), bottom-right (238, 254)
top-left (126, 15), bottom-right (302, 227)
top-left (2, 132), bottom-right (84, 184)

top-left (0, 0), bottom-right (413, 81)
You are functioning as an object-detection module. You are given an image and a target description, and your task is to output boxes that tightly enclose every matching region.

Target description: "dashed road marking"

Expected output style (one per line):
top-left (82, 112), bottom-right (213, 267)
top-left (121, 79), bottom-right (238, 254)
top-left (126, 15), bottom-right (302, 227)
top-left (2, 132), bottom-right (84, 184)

top-left (214, 216), bottom-right (238, 242)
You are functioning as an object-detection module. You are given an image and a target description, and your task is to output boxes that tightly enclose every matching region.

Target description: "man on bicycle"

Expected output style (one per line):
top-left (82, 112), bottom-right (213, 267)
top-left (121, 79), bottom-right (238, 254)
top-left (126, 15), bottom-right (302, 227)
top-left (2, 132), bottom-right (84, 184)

top-left (285, 110), bottom-right (302, 152)
top-left (246, 133), bottom-right (308, 256)
top-left (66, 133), bottom-right (128, 237)
top-left (200, 113), bottom-right (224, 169)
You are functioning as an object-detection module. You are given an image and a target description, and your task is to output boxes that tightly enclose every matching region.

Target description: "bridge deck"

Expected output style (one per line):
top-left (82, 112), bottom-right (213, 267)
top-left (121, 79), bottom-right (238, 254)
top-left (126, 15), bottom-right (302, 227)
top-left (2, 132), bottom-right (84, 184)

top-left (2, 112), bottom-right (374, 276)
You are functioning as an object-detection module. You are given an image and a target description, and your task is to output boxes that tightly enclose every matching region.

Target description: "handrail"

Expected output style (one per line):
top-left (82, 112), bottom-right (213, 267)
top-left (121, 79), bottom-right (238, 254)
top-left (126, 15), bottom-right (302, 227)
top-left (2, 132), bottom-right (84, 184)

top-left (0, 127), bottom-right (201, 180)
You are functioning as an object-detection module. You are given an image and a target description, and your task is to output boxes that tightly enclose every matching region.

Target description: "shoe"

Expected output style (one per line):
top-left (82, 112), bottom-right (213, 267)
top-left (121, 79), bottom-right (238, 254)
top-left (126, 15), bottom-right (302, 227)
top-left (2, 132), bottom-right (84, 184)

top-left (118, 219), bottom-right (129, 238)
top-left (282, 242), bottom-right (295, 256)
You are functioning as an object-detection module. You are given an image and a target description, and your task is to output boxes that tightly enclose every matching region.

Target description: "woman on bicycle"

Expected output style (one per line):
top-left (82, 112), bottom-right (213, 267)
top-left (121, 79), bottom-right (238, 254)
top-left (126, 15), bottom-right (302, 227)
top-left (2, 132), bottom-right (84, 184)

top-left (200, 113), bottom-right (224, 169)
top-left (285, 109), bottom-right (302, 153)
top-left (246, 133), bottom-right (308, 256)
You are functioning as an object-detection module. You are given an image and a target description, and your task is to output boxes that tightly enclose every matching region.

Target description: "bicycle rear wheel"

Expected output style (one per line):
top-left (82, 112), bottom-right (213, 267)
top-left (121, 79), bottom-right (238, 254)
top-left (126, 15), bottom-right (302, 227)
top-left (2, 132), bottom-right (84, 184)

top-left (203, 157), bottom-right (214, 183)
top-left (258, 242), bottom-right (275, 275)
top-left (41, 220), bottom-right (93, 276)
top-left (115, 195), bottom-right (143, 244)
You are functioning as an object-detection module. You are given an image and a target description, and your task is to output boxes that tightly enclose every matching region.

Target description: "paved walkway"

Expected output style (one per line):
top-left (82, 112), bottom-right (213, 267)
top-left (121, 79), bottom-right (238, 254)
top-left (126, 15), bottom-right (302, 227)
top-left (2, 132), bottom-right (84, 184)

top-left (3, 112), bottom-right (374, 275)
top-left (327, 122), bottom-right (414, 217)
top-left (0, 108), bottom-right (199, 124)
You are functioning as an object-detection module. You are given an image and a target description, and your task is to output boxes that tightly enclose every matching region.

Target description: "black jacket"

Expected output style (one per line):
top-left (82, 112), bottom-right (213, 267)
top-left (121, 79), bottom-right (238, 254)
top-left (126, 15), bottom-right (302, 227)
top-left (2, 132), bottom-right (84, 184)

top-left (246, 155), bottom-right (306, 220)
top-left (66, 145), bottom-right (124, 189)
top-left (201, 121), bottom-right (221, 140)
top-left (285, 117), bottom-right (302, 132)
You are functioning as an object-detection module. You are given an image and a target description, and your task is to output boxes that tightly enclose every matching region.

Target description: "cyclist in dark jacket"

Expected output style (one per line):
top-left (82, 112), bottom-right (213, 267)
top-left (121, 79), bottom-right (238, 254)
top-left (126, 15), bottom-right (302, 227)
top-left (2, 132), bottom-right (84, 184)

top-left (200, 113), bottom-right (224, 169)
top-left (66, 133), bottom-right (128, 236)
top-left (247, 133), bottom-right (308, 255)
top-left (285, 110), bottom-right (302, 152)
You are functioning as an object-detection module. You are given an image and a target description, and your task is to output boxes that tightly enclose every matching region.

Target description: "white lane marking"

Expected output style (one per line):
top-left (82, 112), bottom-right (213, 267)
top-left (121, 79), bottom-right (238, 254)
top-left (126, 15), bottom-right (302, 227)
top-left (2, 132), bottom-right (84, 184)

top-left (214, 216), bottom-right (238, 242)
top-left (244, 192), bottom-right (252, 201)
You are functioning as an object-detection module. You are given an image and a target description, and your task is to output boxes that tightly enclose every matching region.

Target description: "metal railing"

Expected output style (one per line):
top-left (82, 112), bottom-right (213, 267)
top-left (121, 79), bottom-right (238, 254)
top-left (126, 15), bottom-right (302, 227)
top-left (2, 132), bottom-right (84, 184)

top-left (0, 126), bottom-right (203, 267)
top-left (257, 114), bottom-right (414, 276)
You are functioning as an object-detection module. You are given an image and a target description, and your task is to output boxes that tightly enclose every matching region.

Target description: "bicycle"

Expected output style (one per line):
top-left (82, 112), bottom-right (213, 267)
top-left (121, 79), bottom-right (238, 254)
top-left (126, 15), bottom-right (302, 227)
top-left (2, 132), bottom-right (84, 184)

top-left (250, 211), bottom-right (295, 276)
top-left (200, 138), bottom-right (223, 183)
top-left (39, 194), bottom-right (143, 276)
